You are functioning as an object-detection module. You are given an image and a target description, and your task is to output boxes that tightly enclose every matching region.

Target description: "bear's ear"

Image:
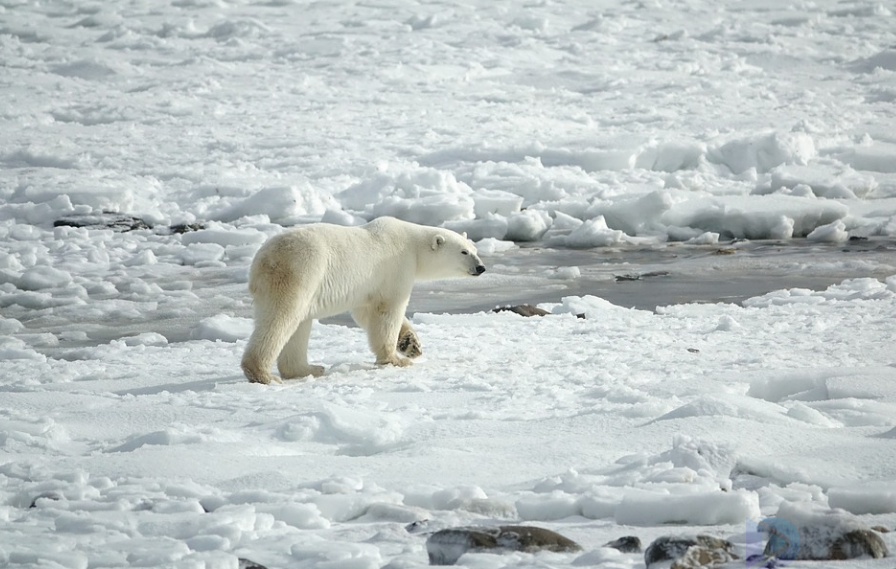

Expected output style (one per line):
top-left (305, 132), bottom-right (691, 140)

top-left (461, 232), bottom-right (467, 239)
top-left (432, 235), bottom-right (445, 250)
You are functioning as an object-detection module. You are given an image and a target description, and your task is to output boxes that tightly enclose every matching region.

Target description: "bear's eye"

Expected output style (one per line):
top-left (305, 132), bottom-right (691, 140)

top-left (461, 250), bottom-right (469, 255)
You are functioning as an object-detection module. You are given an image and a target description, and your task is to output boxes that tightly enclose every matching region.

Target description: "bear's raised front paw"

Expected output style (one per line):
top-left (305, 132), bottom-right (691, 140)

top-left (397, 330), bottom-right (423, 359)
top-left (377, 355), bottom-right (413, 368)
top-left (281, 365), bottom-right (325, 380)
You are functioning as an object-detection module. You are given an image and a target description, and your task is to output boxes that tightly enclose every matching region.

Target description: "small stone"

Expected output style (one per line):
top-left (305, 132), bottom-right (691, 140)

top-left (604, 535), bottom-right (642, 553)
top-left (645, 535), bottom-right (736, 569)
top-left (492, 304), bottom-right (550, 317)
top-left (870, 525), bottom-right (890, 533)
top-left (238, 559), bottom-right (268, 569)
top-left (615, 273), bottom-right (641, 281)
top-left (426, 525), bottom-right (581, 565)
top-left (714, 248), bottom-right (736, 255)
top-left (615, 270), bottom-right (670, 282)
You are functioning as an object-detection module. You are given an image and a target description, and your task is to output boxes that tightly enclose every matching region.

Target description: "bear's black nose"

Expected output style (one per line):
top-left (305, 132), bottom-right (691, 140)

top-left (475, 265), bottom-right (486, 275)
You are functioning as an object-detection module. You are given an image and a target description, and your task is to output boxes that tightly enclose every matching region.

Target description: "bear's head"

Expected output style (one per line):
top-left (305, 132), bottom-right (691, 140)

top-left (421, 230), bottom-right (486, 280)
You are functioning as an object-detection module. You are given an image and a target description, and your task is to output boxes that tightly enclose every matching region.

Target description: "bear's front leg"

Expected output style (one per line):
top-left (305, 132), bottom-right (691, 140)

top-left (356, 302), bottom-right (413, 368)
top-left (397, 318), bottom-right (423, 359)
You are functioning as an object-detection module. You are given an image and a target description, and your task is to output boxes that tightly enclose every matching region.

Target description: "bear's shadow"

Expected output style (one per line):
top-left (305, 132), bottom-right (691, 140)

top-left (114, 375), bottom-right (243, 396)
top-left (324, 358), bottom-right (427, 377)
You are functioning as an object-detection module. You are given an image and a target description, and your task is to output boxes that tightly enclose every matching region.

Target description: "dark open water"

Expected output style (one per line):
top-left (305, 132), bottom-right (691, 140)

top-left (406, 237), bottom-right (896, 314)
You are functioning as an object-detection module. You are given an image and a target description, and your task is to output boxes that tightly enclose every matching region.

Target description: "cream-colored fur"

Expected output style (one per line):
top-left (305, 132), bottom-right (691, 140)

top-left (241, 217), bottom-right (485, 384)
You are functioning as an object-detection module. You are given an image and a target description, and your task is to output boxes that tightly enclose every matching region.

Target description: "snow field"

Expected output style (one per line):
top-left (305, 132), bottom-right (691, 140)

top-left (2, 0), bottom-right (896, 244)
top-left (2, 0), bottom-right (896, 567)
top-left (3, 281), bottom-right (896, 567)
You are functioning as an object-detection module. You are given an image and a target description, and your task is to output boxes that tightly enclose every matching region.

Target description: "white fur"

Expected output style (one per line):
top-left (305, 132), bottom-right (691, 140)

top-left (241, 217), bottom-right (485, 384)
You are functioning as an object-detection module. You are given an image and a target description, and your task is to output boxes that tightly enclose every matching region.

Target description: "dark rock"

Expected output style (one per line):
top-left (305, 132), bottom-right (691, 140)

top-left (830, 529), bottom-right (888, 560)
top-left (615, 274), bottom-right (640, 282)
top-left (492, 304), bottom-right (551, 317)
top-left (764, 522), bottom-right (888, 560)
top-left (645, 535), bottom-right (736, 569)
top-left (426, 525), bottom-right (581, 565)
top-left (493, 304), bottom-right (585, 318)
top-left (238, 559), bottom-right (268, 569)
top-left (615, 270), bottom-right (670, 282)
top-left (604, 535), bottom-right (642, 553)
top-left (54, 212), bottom-right (152, 232)
top-left (643, 270), bottom-right (671, 278)
top-left (29, 491), bottom-right (64, 508)
top-left (671, 545), bottom-right (736, 569)
top-left (714, 248), bottom-right (736, 255)
top-left (170, 222), bottom-right (207, 234)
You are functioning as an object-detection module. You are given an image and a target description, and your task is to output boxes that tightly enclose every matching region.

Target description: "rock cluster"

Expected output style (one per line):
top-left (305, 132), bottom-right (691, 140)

top-left (425, 525), bottom-right (581, 565)
top-left (54, 212), bottom-right (152, 232)
top-left (418, 506), bottom-right (891, 567)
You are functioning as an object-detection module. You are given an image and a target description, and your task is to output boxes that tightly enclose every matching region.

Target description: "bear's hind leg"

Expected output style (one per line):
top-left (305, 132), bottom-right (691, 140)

top-left (278, 318), bottom-right (324, 379)
top-left (242, 295), bottom-right (307, 384)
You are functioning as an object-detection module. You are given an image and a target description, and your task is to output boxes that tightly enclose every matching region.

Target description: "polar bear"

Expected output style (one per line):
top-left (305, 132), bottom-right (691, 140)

top-left (241, 217), bottom-right (486, 384)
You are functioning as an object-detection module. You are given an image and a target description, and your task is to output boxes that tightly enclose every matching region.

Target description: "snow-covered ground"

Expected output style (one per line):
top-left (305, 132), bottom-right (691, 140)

top-left (2, 0), bottom-right (896, 567)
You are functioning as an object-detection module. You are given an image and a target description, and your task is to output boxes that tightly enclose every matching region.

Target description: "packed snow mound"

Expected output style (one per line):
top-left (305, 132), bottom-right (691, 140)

top-left (208, 185), bottom-right (337, 223)
top-left (708, 131), bottom-right (816, 175)
top-left (744, 277), bottom-right (896, 307)
top-left (338, 165), bottom-right (476, 226)
top-left (828, 483), bottom-right (896, 515)
top-left (614, 489), bottom-right (760, 526)
top-left (189, 315), bottom-right (253, 342)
